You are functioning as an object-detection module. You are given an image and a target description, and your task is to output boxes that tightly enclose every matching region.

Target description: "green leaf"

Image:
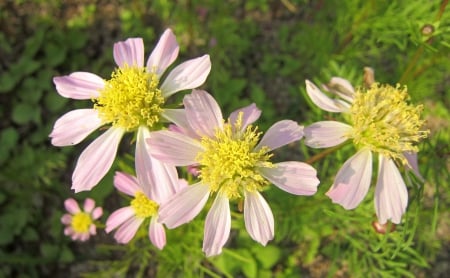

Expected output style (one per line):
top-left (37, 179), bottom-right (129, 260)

top-left (252, 245), bottom-right (281, 269)
top-left (11, 102), bottom-right (40, 125)
top-left (0, 127), bottom-right (19, 164)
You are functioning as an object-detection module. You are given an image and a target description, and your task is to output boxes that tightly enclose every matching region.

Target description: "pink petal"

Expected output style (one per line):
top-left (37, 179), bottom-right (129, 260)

top-left (184, 90), bottom-right (223, 138)
top-left (114, 171), bottom-right (141, 196)
top-left (50, 109), bottom-right (103, 147)
top-left (326, 149), bottom-right (373, 209)
top-left (92, 207), bottom-right (103, 220)
top-left (323, 77), bottom-right (355, 103)
top-left (160, 55), bottom-right (211, 98)
top-left (255, 120), bottom-right (303, 152)
top-left (228, 103), bottom-right (261, 131)
top-left (202, 194), bottom-right (231, 257)
top-left (89, 224), bottom-right (97, 236)
top-left (161, 109), bottom-right (199, 139)
top-left (83, 198), bottom-right (95, 213)
top-left (149, 217), bottom-right (166, 250)
top-left (64, 198), bottom-right (80, 214)
top-left (113, 38), bottom-right (144, 68)
top-left (64, 227), bottom-right (73, 236)
top-left (61, 214), bottom-right (72, 225)
top-left (53, 72), bottom-right (104, 99)
top-left (146, 29), bottom-right (179, 77)
top-left (305, 80), bottom-right (349, 113)
top-left (259, 161), bottom-right (319, 196)
top-left (72, 127), bottom-right (125, 192)
top-left (105, 207), bottom-right (135, 233)
top-left (403, 151), bottom-right (424, 182)
top-left (158, 183), bottom-right (210, 228)
top-left (147, 130), bottom-right (204, 166)
top-left (304, 121), bottom-right (352, 148)
top-left (114, 217), bottom-right (144, 244)
top-left (375, 155), bottom-right (408, 224)
top-left (244, 191), bottom-right (274, 246)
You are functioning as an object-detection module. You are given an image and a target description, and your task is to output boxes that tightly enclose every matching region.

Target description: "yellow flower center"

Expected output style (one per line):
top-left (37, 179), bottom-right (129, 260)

top-left (197, 113), bottom-right (273, 200)
top-left (71, 212), bottom-right (92, 233)
top-left (349, 83), bottom-right (429, 163)
top-left (130, 191), bottom-right (159, 218)
top-left (94, 65), bottom-right (165, 131)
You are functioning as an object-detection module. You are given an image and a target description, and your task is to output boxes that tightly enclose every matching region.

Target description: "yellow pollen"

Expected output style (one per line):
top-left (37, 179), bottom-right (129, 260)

top-left (71, 212), bottom-right (92, 233)
top-left (349, 83), bottom-right (429, 164)
top-left (94, 65), bottom-right (165, 131)
top-left (197, 112), bottom-right (273, 200)
top-left (130, 191), bottom-right (158, 218)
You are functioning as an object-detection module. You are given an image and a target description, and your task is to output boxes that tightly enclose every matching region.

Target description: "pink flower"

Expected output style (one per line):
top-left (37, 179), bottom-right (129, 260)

top-left (304, 77), bottom-right (428, 224)
top-left (105, 172), bottom-right (187, 249)
top-left (61, 198), bottom-right (103, 242)
top-left (50, 29), bottom-right (211, 193)
top-left (147, 90), bottom-right (320, 256)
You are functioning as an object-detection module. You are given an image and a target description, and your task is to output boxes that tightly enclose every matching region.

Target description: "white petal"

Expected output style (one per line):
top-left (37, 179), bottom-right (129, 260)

top-left (374, 155), bottom-right (408, 224)
top-left (113, 38), bottom-right (144, 68)
top-left (72, 127), bottom-right (124, 192)
top-left (149, 217), bottom-right (166, 250)
top-left (146, 29), bottom-right (179, 77)
top-left (326, 149), bottom-right (373, 209)
top-left (53, 72), bottom-right (104, 99)
top-left (256, 120), bottom-right (303, 152)
top-left (228, 103), bottom-right (261, 131)
top-left (305, 80), bottom-right (348, 113)
top-left (323, 77), bottom-right (355, 103)
top-left (259, 161), bottom-right (319, 195)
top-left (403, 151), bottom-right (424, 182)
top-left (244, 191), bottom-right (274, 246)
top-left (50, 109), bottom-right (103, 146)
top-left (113, 171), bottom-right (141, 196)
top-left (160, 55), bottom-right (211, 98)
top-left (158, 183), bottom-right (210, 228)
top-left (202, 194), bottom-right (231, 257)
top-left (304, 121), bottom-right (352, 148)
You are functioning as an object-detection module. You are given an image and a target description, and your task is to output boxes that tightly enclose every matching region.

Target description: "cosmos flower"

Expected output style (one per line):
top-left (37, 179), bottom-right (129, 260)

top-left (304, 76), bottom-right (429, 224)
top-left (105, 172), bottom-right (186, 249)
top-left (49, 29), bottom-right (211, 193)
top-left (61, 198), bottom-right (103, 242)
top-left (147, 90), bottom-right (320, 256)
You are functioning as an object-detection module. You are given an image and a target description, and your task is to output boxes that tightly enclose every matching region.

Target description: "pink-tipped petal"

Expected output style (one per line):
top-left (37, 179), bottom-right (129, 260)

top-left (53, 72), bottom-right (104, 99)
top-left (50, 109), bottom-right (103, 147)
top-left (83, 198), bottom-right (95, 213)
top-left (259, 161), bottom-right (319, 196)
top-left (147, 130), bottom-right (204, 166)
top-left (184, 90), bottom-right (223, 138)
top-left (228, 103), bottom-right (261, 131)
top-left (160, 55), bottom-right (211, 98)
top-left (146, 29), bottom-right (179, 77)
top-left (92, 207), bottom-right (103, 220)
top-left (114, 171), bottom-right (141, 196)
top-left (72, 127), bottom-right (125, 192)
top-left (326, 149), bottom-right (373, 209)
top-left (305, 80), bottom-right (348, 113)
top-left (149, 217), bottom-right (166, 250)
top-left (113, 38), bottom-right (144, 68)
top-left (158, 183), bottom-right (210, 228)
top-left (64, 198), bottom-right (80, 214)
top-left (203, 194), bottom-right (231, 257)
top-left (403, 151), bottom-right (424, 182)
top-left (375, 156), bottom-right (408, 224)
top-left (114, 217), bottom-right (144, 244)
top-left (255, 120), bottom-right (303, 152)
top-left (61, 214), bottom-right (72, 225)
top-left (244, 191), bottom-right (274, 246)
top-left (304, 121), bottom-right (352, 148)
top-left (105, 207), bottom-right (135, 233)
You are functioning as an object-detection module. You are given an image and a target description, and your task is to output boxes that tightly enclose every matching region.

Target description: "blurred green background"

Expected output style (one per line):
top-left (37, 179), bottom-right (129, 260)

top-left (0, 0), bottom-right (449, 277)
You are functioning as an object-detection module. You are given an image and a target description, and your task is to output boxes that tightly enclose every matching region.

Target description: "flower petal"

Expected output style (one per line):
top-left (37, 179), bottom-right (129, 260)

top-left (49, 109), bottom-right (103, 147)
top-left (72, 127), bottom-right (124, 192)
top-left (305, 80), bottom-right (348, 113)
top-left (92, 207), bottom-right (103, 220)
top-left (64, 198), bottom-right (80, 214)
top-left (147, 130), bottom-right (204, 166)
top-left (160, 55), bottom-right (211, 98)
top-left (149, 217), bottom-right (166, 250)
top-left (105, 206), bottom-right (135, 233)
top-left (304, 121), bottom-right (352, 148)
top-left (326, 149), bottom-right (373, 209)
top-left (403, 151), bottom-right (424, 182)
top-left (228, 103), bottom-right (261, 131)
top-left (146, 29), bottom-right (179, 77)
top-left (259, 161), bottom-right (319, 196)
top-left (53, 72), bottom-right (104, 99)
top-left (244, 191), bottom-right (274, 246)
top-left (323, 77), bottom-right (355, 103)
top-left (374, 155), bottom-right (408, 224)
top-left (114, 217), bottom-right (144, 244)
top-left (158, 183), bottom-right (210, 229)
top-left (255, 120), bottom-right (303, 152)
top-left (61, 214), bottom-right (72, 225)
top-left (203, 194), bottom-right (231, 257)
top-left (113, 171), bottom-right (141, 196)
top-left (83, 198), bottom-right (95, 213)
top-left (113, 38), bottom-right (144, 68)
top-left (184, 90), bottom-right (223, 138)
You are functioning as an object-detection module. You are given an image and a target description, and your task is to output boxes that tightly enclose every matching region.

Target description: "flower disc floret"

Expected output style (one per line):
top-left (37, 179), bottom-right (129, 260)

top-left (94, 65), bottom-right (165, 131)
top-left (131, 191), bottom-right (159, 218)
top-left (71, 212), bottom-right (92, 233)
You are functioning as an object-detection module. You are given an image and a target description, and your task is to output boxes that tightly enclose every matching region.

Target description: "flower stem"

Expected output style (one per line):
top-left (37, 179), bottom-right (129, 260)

top-left (305, 144), bottom-right (344, 164)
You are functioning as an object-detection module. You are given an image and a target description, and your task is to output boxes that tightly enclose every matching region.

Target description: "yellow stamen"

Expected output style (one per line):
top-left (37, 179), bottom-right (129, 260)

top-left (130, 191), bottom-right (158, 218)
top-left (71, 212), bottom-right (92, 233)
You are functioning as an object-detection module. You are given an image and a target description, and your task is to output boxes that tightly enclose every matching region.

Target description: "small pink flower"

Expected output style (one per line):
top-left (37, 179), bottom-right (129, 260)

top-left (61, 198), bottom-right (103, 242)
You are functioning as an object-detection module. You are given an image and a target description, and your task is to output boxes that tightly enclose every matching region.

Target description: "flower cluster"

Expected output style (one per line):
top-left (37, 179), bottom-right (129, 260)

top-left (53, 29), bottom-right (428, 256)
